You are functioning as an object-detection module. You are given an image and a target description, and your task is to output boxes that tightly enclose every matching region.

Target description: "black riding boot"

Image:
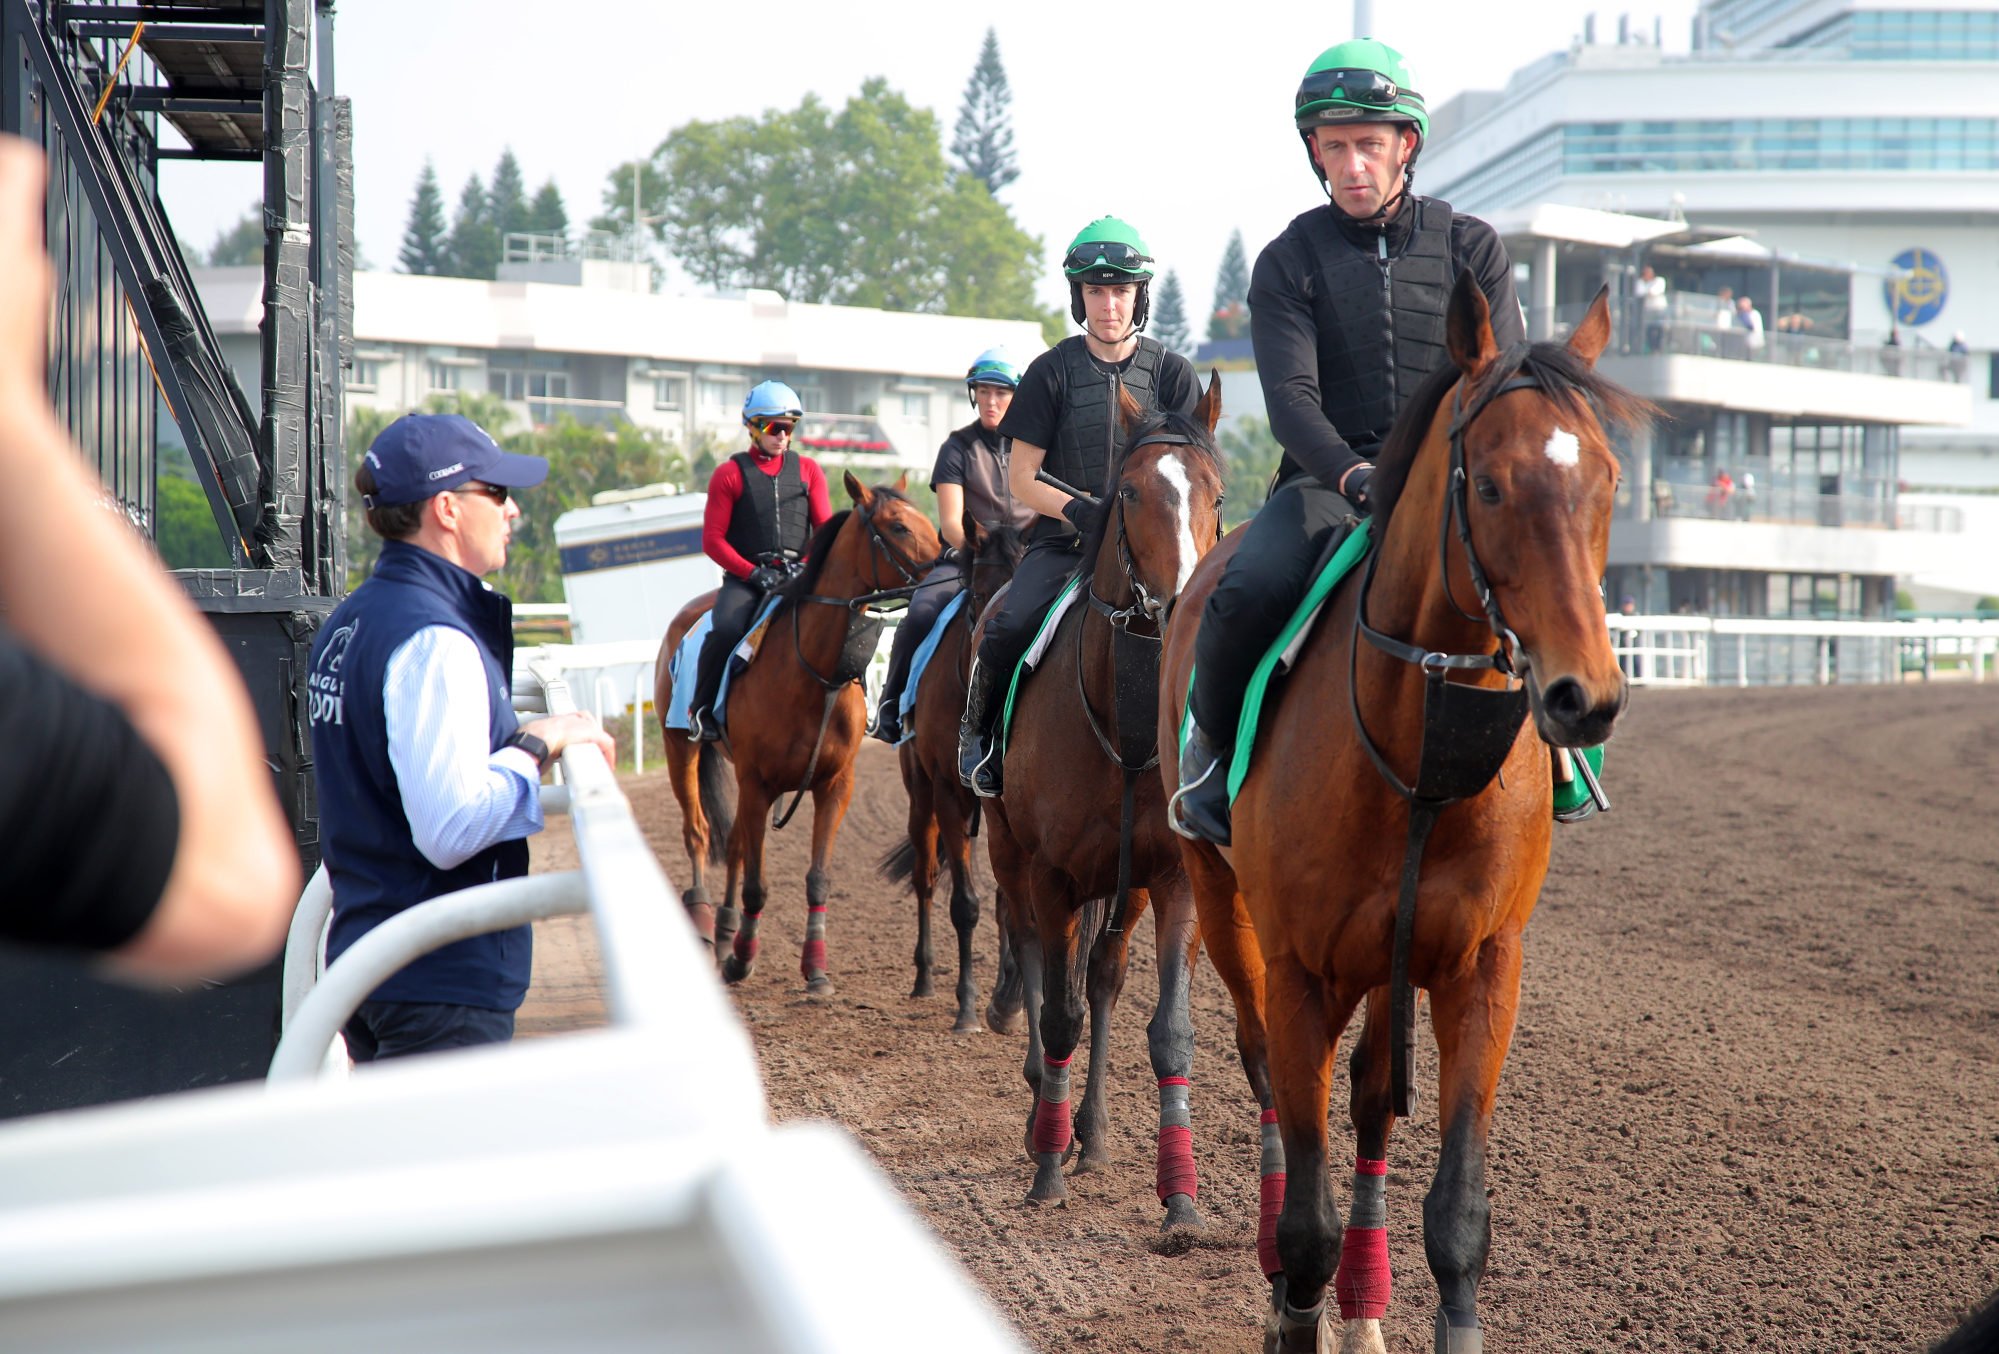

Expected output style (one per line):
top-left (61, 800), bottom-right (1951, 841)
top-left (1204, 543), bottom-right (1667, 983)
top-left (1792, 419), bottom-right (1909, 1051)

top-left (870, 685), bottom-right (901, 744)
top-left (1169, 720), bottom-right (1233, 846)
top-left (957, 657), bottom-right (1003, 799)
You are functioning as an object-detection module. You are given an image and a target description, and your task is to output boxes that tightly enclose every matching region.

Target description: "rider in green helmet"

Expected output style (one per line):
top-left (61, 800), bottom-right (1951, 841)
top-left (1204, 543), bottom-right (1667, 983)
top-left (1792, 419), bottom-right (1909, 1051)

top-left (1168, 39), bottom-right (1529, 845)
top-left (954, 216), bottom-right (1201, 797)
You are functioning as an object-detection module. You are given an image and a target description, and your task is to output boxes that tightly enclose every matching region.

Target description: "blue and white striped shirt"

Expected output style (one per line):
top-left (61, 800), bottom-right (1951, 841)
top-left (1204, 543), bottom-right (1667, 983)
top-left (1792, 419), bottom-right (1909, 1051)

top-left (383, 625), bottom-right (543, 869)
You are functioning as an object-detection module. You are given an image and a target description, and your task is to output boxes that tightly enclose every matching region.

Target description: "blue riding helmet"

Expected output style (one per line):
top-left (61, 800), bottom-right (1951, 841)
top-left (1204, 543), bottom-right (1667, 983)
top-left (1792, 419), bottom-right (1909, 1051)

top-left (743, 380), bottom-right (805, 427)
top-left (965, 346), bottom-right (1023, 394)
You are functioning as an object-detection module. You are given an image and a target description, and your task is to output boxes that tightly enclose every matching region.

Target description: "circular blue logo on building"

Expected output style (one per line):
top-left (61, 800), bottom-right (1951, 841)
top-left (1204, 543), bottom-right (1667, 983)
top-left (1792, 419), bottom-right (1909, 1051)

top-left (1885, 247), bottom-right (1948, 326)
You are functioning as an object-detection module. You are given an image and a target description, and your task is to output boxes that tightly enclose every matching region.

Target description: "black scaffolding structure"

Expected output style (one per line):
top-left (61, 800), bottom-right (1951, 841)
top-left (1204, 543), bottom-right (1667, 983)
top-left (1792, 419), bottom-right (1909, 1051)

top-left (1, 0), bottom-right (351, 1116)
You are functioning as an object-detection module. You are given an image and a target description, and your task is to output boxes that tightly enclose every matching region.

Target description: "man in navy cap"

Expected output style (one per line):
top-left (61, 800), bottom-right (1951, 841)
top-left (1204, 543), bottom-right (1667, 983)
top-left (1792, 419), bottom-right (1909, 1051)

top-left (308, 413), bottom-right (614, 1062)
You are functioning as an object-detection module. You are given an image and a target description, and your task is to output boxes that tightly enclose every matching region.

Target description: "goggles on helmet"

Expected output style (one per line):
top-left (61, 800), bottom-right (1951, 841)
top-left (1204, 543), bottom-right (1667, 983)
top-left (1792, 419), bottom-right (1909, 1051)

top-left (1064, 241), bottom-right (1153, 275)
top-left (1295, 67), bottom-right (1417, 113)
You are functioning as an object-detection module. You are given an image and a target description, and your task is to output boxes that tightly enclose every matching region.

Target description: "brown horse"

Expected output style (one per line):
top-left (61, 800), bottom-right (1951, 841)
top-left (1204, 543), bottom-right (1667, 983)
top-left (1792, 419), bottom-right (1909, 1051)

top-left (1160, 278), bottom-right (1651, 1353)
top-left (982, 374), bottom-right (1226, 1228)
top-left (655, 473), bottom-right (940, 994)
top-left (877, 513), bottom-right (1028, 1033)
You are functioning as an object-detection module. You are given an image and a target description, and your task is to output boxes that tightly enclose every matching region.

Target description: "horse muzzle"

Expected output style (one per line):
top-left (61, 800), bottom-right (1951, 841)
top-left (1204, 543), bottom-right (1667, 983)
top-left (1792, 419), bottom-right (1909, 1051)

top-left (1526, 670), bottom-right (1627, 749)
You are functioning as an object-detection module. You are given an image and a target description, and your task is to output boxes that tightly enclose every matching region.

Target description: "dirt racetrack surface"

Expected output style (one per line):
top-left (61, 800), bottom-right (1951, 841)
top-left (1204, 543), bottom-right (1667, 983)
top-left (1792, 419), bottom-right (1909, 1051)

top-left (528, 683), bottom-right (1999, 1352)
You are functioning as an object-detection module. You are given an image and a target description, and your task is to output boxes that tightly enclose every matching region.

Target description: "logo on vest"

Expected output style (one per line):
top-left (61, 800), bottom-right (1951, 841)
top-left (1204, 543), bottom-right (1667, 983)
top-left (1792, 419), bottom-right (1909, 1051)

top-left (310, 623), bottom-right (354, 726)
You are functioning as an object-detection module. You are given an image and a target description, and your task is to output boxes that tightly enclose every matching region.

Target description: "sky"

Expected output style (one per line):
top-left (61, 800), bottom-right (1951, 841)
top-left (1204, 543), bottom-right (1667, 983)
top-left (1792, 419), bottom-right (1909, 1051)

top-left (158, 0), bottom-right (1701, 326)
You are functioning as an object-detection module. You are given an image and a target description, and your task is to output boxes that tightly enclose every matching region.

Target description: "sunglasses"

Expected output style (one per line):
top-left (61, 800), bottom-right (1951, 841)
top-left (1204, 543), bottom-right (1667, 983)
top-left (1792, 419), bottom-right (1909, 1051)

top-left (1295, 68), bottom-right (1418, 112)
top-left (458, 481), bottom-right (509, 505)
top-left (1063, 241), bottom-right (1153, 273)
top-left (757, 420), bottom-right (796, 436)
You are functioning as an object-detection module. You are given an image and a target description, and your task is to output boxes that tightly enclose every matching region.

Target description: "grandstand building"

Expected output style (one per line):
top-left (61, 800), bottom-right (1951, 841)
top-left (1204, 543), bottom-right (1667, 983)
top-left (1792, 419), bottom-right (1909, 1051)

top-left (193, 240), bottom-right (1046, 480)
top-left (1419, 0), bottom-right (1994, 612)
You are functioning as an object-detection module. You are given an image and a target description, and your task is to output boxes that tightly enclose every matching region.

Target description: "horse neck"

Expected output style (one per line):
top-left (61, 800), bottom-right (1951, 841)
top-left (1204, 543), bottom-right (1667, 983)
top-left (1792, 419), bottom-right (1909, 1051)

top-left (1367, 422), bottom-right (1507, 675)
top-left (792, 528), bottom-right (870, 665)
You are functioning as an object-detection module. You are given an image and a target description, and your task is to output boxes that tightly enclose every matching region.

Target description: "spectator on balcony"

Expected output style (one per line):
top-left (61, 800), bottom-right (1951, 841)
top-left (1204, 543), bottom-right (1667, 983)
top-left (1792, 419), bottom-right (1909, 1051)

top-left (1948, 332), bottom-right (1970, 383)
top-left (1634, 264), bottom-right (1668, 353)
top-left (1737, 469), bottom-right (1757, 520)
top-left (1734, 294), bottom-right (1765, 353)
top-left (1712, 285), bottom-right (1736, 329)
top-left (1651, 475), bottom-right (1674, 519)
top-left (1881, 326), bottom-right (1903, 378)
top-left (1706, 466), bottom-right (1735, 516)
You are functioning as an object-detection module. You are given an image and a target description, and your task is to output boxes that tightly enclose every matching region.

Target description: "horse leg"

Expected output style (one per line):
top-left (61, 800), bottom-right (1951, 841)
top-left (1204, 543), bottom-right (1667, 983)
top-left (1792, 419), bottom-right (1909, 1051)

top-left (937, 797), bottom-right (984, 1032)
top-left (1147, 875), bottom-right (1204, 1232)
top-left (1265, 953), bottom-right (1363, 1354)
top-left (1072, 895), bottom-right (1128, 1177)
top-left (663, 738), bottom-right (715, 946)
top-left (1333, 989), bottom-right (1400, 1354)
top-left (985, 869), bottom-right (1027, 1035)
top-left (1015, 915), bottom-right (1046, 1158)
top-left (1026, 874), bottom-right (1088, 1205)
top-left (1184, 844), bottom-right (1277, 1274)
top-left (713, 797), bottom-right (745, 962)
top-left (719, 783), bottom-right (771, 985)
top-left (800, 763), bottom-right (854, 997)
top-left (1421, 929), bottom-right (1524, 1354)
top-left (907, 780), bottom-right (940, 1000)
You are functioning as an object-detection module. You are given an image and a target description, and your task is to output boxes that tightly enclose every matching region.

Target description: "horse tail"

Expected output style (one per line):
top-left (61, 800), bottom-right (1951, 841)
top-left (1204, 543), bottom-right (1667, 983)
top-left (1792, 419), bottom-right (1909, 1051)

top-left (697, 740), bottom-right (733, 866)
top-left (877, 835), bottom-right (918, 885)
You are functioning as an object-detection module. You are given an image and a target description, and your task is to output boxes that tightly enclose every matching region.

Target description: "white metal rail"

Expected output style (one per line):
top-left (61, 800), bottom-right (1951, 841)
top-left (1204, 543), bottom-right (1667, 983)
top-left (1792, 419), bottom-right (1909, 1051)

top-left (1608, 614), bottom-right (1999, 687)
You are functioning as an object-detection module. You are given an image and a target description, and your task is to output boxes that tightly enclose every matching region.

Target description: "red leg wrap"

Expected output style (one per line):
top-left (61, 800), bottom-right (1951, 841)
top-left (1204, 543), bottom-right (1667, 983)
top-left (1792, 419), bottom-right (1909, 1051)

top-left (1155, 1125), bottom-right (1198, 1202)
top-left (1031, 1096), bottom-right (1072, 1155)
top-left (799, 938), bottom-right (827, 979)
top-left (1334, 1226), bottom-right (1392, 1320)
top-left (1258, 1171), bottom-right (1286, 1279)
top-left (733, 934), bottom-right (759, 964)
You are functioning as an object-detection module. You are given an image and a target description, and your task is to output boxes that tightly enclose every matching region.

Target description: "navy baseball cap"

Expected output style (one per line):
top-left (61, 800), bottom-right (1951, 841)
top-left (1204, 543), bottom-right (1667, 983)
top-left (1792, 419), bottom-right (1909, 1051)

top-left (360, 414), bottom-right (548, 507)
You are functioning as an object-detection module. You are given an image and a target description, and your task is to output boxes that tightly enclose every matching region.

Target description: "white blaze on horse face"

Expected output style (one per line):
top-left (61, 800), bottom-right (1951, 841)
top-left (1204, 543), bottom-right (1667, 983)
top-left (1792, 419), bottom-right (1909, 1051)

top-left (1544, 427), bottom-right (1581, 468)
top-left (1155, 455), bottom-right (1198, 596)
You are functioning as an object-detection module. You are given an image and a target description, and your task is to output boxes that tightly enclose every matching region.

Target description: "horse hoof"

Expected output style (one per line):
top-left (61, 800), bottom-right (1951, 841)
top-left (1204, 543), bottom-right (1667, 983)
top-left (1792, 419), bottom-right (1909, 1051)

top-left (910, 977), bottom-right (933, 999)
top-left (720, 953), bottom-right (753, 985)
top-left (985, 1003), bottom-right (1021, 1035)
top-left (951, 1010), bottom-right (983, 1035)
top-left (1337, 1318), bottom-right (1387, 1354)
top-left (1025, 1154), bottom-right (1068, 1205)
top-left (1161, 1193), bottom-right (1205, 1232)
top-left (1070, 1143), bottom-right (1109, 1175)
top-left (805, 974), bottom-right (836, 999)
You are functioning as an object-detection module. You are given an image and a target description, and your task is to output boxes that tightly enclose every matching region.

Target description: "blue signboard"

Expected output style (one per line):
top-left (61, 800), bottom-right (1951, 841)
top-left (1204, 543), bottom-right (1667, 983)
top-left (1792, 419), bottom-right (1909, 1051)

top-left (1885, 247), bottom-right (1948, 326)
top-left (558, 525), bottom-right (705, 575)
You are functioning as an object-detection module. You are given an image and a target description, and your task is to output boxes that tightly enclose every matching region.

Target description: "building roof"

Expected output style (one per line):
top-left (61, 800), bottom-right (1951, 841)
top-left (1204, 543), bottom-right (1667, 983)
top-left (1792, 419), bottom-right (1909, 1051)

top-left (190, 268), bottom-right (1047, 379)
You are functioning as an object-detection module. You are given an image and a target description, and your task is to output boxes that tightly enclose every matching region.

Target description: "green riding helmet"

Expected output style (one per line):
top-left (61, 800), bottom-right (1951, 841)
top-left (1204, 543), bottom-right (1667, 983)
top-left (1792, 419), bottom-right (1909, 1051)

top-left (1062, 215), bottom-right (1155, 332)
top-left (1294, 39), bottom-right (1428, 188)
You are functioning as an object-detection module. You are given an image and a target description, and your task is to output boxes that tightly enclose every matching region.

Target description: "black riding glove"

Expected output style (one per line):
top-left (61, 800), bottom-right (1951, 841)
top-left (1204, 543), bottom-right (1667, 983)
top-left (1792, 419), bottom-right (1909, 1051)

top-left (747, 564), bottom-right (787, 592)
top-left (1342, 464), bottom-right (1375, 513)
top-left (1061, 496), bottom-right (1104, 535)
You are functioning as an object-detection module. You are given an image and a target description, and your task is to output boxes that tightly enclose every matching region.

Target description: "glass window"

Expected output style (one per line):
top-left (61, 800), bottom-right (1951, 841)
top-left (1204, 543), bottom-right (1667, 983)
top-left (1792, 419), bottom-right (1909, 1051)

top-left (350, 358), bottom-right (380, 392)
top-left (698, 378), bottom-right (740, 412)
top-left (899, 390), bottom-right (929, 419)
top-left (426, 362), bottom-right (460, 392)
top-left (652, 374), bottom-right (686, 411)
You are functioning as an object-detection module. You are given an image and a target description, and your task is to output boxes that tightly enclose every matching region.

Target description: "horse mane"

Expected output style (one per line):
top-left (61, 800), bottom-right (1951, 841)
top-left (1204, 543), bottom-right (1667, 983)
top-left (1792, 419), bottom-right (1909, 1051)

top-left (1071, 408), bottom-right (1226, 583)
top-left (772, 509), bottom-right (853, 609)
top-left (976, 519), bottom-right (1028, 571)
top-left (1365, 341), bottom-right (1657, 525)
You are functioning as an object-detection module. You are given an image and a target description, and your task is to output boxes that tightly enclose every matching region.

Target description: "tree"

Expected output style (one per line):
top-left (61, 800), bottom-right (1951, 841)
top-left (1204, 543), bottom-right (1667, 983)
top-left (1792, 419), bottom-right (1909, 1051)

top-left (1216, 416), bottom-right (1283, 527)
top-left (612, 81), bottom-right (1046, 325)
top-left (204, 202), bottom-right (262, 266)
top-left (950, 27), bottom-right (1019, 196)
top-left (1209, 229), bottom-right (1250, 340)
top-left (487, 148), bottom-right (528, 247)
top-left (154, 472), bottom-right (234, 568)
top-left (398, 161), bottom-right (448, 274)
top-left (524, 179), bottom-right (569, 241)
top-left (444, 174), bottom-right (500, 279)
top-left (1154, 270), bottom-right (1192, 356)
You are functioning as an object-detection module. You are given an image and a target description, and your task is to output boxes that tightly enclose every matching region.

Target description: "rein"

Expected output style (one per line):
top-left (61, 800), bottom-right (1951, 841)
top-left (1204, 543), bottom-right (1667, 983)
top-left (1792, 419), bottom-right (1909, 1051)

top-left (1348, 368), bottom-right (1539, 1117)
top-left (768, 500), bottom-right (941, 830)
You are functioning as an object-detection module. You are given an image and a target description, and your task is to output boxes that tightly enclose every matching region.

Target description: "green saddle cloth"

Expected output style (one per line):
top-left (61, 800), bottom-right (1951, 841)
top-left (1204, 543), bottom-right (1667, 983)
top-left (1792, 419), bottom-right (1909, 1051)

top-left (1000, 575), bottom-right (1084, 754)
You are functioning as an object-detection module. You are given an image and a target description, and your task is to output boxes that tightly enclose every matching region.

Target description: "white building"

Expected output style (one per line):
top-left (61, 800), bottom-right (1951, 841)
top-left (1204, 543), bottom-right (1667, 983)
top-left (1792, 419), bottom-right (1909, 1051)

top-left (1420, 0), bottom-right (1997, 611)
top-left (192, 252), bottom-right (1047, 477)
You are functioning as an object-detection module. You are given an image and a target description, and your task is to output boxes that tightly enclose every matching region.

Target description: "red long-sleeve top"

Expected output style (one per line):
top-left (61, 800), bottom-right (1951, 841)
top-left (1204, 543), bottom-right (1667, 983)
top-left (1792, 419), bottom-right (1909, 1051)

top-left (701, 450), bottom-right (834, 579)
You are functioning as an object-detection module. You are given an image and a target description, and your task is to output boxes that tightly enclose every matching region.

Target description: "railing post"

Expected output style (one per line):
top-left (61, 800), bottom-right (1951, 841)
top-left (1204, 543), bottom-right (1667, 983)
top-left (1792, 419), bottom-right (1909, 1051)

top-left (1736, 633), bottom-right (1746, 688)
top-left (1817, 636), bottom-right (1831, 685)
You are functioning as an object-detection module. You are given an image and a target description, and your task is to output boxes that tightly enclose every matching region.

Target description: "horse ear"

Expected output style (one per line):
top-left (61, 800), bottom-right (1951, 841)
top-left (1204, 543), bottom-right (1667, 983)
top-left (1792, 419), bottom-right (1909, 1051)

top-left (895, 469), bottom-right (909, 492)
top-left (961, 504), bottom-right (979, 548)
top-left (1568, 285), bottom-right (1613, 367)
top-left (1192, 368), bottom-right (1224, 437)
top-left (843, 470), bottom-right (869, 507)
top-left (1445, 270), bottom-right (1500, 379)
top-left (1116, 381), bottom-right (1145, 436)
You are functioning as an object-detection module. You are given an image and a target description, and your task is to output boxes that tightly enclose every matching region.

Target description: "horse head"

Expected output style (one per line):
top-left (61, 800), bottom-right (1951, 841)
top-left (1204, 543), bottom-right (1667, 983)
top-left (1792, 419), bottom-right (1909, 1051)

top-left (1092, 371), bottom-right (1227, 625)
top-left (1439, 276), bottom-right (1655, 749)
top-left (964, 508), bottom-right (1026, 625)
top-left (841, 469), bottom-right (942, 596)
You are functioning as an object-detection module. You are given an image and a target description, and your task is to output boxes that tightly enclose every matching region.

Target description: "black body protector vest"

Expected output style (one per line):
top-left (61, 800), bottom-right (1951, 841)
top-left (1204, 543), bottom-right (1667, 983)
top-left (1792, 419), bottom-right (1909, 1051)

top-left (1302, 198), bottom-right (1457, 459)
top-left (948, 422), bottom-right (1038, 535)
top-left (1046, 335), bottom-right (1166, 521)
top-left (724, 450), bottom-right (811, 564)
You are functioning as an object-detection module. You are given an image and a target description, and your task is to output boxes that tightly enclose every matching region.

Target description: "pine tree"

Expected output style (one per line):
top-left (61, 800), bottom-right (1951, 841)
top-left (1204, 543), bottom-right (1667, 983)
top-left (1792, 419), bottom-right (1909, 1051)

top-left (1154, 270), bottom-right (1192, 355)
top-left (444, 174), bottom-right (500, 279)
top-left (398, 161), bottom-right (448, 275)
top-left (1208, 229), bottom-right (1250, 341)
top-left (950, 28), bottom-right (1020, 195)
top-left (524, 179), bottom-right (569, 241)
top-left (486, 149), bottom-right (528, 247)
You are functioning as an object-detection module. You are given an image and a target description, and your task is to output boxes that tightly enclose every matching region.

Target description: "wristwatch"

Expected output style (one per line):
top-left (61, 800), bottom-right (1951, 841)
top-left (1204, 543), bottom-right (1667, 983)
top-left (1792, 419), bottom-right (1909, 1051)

top-left (503, 729), bottom-right (551, 772)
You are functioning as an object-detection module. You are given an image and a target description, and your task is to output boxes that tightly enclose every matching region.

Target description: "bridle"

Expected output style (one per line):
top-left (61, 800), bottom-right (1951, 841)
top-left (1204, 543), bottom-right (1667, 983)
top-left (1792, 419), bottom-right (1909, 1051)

top-left (1348, 367), bottom-right (1540, 804)
top-left (1085, 431), bottom-right (1222, 632)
